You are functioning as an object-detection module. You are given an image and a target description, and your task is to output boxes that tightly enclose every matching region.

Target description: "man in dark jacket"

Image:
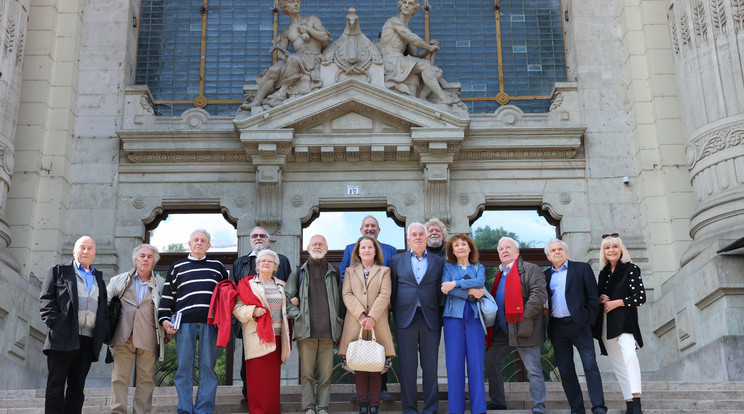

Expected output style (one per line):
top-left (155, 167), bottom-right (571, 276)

top-left (286, 234), bottom-right (344, 414)
top-left (485, 237), bottom-right (547, 414)
top-left (39, 235), bottom-right (109, 414)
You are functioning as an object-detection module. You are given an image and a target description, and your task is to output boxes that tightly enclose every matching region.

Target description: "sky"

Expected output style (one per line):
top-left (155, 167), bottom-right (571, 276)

top-left (150, 210), bottom-right (557, 252)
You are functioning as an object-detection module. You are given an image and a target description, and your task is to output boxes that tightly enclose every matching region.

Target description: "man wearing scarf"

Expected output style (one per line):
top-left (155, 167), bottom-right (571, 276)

top-left (485, 237), bottom-right (548, 414)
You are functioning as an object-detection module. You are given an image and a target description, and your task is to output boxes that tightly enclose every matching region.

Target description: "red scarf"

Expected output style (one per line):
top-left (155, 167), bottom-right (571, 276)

top-left (486, 257), bottom-right (525, 347)
top-left (237, 277), bottom-right (275, 346)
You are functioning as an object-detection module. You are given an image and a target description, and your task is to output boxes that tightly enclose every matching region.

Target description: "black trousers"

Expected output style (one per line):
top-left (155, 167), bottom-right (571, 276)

top-left (45, 335), bottom-right (96, 414)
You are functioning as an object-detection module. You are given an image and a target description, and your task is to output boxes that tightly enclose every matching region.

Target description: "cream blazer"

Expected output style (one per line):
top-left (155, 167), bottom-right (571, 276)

top-left (233, 276), bottom-right (291, 362)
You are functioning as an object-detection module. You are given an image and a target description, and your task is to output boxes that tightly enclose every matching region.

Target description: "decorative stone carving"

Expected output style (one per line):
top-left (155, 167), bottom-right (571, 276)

top-left (321, 9), bottom-right (383, 84)
top-left (132, 197), bottom-right (145, 209)
top-left (680, 12), bottom-right (691, 46)
top-left (458, 192), bottom-right (470, 206)
top-left (240, 0), bottom-right (332, 109)
top-left (559, 192), bottom-right (571, 205)
top-left (734, 0), bottom-right (744, 31)
top-left (234, 196), bottom-right (248, 209)
top-left (710, 0), bottom-right (727, 38)
top-left (0, 141), bottom-right (14, 176)
top-left (379, 0), bottom-right (460, 106)
top-left (685, 125), bottom-right (744, 169)
top-left (290, 194), bottom-right (303, 208)
top-left (692, 1), bottom-right (708, 41)
top-left (403, 192), bottom-right (415, 206)
top-left (256, 165), bottom-right (283, 228)
top-left (669, 12), bottom-right (680, 54)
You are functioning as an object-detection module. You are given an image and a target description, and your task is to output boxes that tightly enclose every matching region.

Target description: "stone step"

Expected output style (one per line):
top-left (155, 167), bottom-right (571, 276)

top-left (1, 382), bottom-right (743, 413)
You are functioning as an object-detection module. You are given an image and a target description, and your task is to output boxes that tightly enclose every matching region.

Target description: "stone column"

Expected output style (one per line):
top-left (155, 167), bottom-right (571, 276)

top-left (667, 0), bottom-right (744, 263)
top-left (0, 0), bottom-right (28, 252)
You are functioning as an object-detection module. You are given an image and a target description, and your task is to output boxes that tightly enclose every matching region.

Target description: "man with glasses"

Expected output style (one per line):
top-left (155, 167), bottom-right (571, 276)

top-left (231, 226), bottom-right (292, 404)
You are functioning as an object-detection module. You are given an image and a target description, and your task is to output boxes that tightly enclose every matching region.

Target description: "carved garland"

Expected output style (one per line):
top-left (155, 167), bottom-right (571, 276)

top-left (734, 0), bottom-right (744, 31)
top-left (455, 149), bottom-right (578, 160)
top-left (680, 12), bottom-right (692, 46)
top-left (670, 15), bottom-right (681, 54)
top-left (127, 152), bottom-right (246, 163)
top-left (686, 126), bottom-right (744, 169)
top-left (711, 0), bottom-right (727, 38)
top-left (692, 1), bottom-right (708, 41)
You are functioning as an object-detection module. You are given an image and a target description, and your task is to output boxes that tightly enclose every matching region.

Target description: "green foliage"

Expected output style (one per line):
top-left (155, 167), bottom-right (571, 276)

top-left (164, 243), bottom-right (186, 252)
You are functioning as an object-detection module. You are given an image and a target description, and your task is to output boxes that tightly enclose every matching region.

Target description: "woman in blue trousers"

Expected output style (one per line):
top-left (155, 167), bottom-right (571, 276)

top-left (440, 234), bottom-right (487, 414)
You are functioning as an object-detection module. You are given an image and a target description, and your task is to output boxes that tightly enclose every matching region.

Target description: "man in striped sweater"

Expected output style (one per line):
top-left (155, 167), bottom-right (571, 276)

top-left (159, 229), bottom-right (228, 414)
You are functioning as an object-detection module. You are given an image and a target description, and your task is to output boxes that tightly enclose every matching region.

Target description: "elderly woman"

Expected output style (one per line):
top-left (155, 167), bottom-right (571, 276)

top-left (338, 236), bottom-right (395, 414)
top-left (594, 234), bottom-right (646, 414)
top-left (440, 234), bottom-right (487, 414)
top-left (233, 249), bottom-right (291, 414)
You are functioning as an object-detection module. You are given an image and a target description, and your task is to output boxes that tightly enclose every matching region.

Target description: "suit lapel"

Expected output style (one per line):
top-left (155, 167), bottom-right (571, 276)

top-left (64, 263), bottom-right (80, 312)
top-left (565, 260), bottom-right (576, 293)
top-left (366, 264), bottom-right (381, 285)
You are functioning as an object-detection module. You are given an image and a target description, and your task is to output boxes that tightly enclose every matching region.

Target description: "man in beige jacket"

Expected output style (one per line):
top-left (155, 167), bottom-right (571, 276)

top-left (107, 244), bottom-right (165, 414)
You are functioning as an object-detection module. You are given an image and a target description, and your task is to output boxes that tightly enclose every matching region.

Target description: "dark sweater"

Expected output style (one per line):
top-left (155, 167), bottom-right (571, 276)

top-left (158, 256), bottom-right (228, 325)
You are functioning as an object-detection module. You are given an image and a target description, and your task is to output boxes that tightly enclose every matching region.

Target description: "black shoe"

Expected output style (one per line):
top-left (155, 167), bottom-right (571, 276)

top-left (487, 401), bottom-right (507, 410)
top-left (369, 406), bottom-right (379, 414)
top-left (359, 403), bottom-right (369, 414)
top-left (240, 398), bottom-right (249, 405)
top-left (625, 401), bottom-right (633, 414)
top-left (632, 397), bottom-right (642, 414)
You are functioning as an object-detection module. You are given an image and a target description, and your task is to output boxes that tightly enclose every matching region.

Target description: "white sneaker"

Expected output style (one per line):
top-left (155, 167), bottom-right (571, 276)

top-left (318, 410), bottom-right (329, 414)
top-left (304, 410), bottom-right (316, 414)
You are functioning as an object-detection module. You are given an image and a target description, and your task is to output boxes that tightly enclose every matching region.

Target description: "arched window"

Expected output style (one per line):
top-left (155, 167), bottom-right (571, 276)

top-left (135, 0), bottom-right (567, 115)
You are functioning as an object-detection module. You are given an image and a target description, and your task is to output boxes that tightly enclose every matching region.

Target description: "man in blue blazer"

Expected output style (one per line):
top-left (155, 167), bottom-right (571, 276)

top-left (390, 222), bottom-right (445, 414)
top-left (338, 215), bottom-right (398, 276)
top-left (544, 239), bottom-right (607, 414)
top-left (40, 236), bottom-right (109, 414)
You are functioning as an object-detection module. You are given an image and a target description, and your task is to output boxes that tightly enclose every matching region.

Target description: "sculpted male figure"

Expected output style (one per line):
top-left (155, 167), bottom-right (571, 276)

top-left (485, 237), bottom-right (548, 414)
top-left (108, 244), bottom-right (166, 414)
top-left (159, 229), bottom-right (228, 414)
top-left (40, 236), bottom-right (108, 414)
top-left (230, 226), bottom-right (292, 403)
top-left (380, 0), bottom-right (452, 103)
top-left (286, 235), bottom-right (344, 414)
top-left (544, 239), bottom-right (606, 414)
top-left (390, 223), bottom-right (445, 414)
top-left (241, 0), bottom-right (331, 108)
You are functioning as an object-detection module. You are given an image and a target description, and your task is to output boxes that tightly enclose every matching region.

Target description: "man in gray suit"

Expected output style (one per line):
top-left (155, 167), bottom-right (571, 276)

top-left (390, 222), bottom-right (445, 414)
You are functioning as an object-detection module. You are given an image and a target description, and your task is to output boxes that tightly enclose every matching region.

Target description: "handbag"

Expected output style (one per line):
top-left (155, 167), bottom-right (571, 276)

top-left (477, 290), bottom-right (498, 334)
top-left (346, 327), bottom-right (386, 372)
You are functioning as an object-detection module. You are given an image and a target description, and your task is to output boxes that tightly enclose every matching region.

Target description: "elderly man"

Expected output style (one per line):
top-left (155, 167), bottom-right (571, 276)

top-left (544, 239), bottom-right (606, 414)
top-left (286, 235), bottom-right (344, 414)
top-left (231, 225), bottom-right (292, 404)
top-left (339, 215), bottom-right (398, 275)
top-left (159, 229), bottom-right (228, 414)
top-left (40, 235), bottom-right (108, 414)
top-left (485, 237), bottom-right (548, 414)
top-left (380, 0), bottom-right (452, 104)
top-left (390, 222), bottom-right (445, 414)
top-left (107, 244), bottom-right (166, 414)
top-left (425, 217), bottom-right (448, 258)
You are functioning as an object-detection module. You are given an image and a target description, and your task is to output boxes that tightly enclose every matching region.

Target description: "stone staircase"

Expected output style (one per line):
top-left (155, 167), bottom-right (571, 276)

top-left (1, 381), bottom-right (743, 413)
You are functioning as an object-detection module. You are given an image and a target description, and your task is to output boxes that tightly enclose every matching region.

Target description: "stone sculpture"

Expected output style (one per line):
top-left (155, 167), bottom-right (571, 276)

top-left (380, 0), bottom-right (455, 104)
top-left (321, 8), bottom-right (383, 84)
top-left (240, 0), bottom-right (332, 109)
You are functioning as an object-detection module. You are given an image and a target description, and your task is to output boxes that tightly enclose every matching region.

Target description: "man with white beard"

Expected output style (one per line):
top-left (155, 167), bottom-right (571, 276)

top-left (286, 235), bottom-right (344, 414)
top-left (425, 218), bottom-right (448, 259)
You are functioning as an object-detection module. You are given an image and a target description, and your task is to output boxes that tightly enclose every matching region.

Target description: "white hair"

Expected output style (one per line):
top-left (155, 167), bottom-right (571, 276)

top-left (190, 228), bottom-right (212, 242)
top-left (544, 239), bottom-right (568, 256)
top-left (132, 244), bottom-right (160, 263)
top-left (406, 222), bottom-right (427, 237)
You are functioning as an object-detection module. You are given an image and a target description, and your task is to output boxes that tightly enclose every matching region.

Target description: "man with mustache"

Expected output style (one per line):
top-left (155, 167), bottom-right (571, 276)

top-left (425, 217), bottom-right (447, 259)
top-left (286, 235), bottom-right (344, 414)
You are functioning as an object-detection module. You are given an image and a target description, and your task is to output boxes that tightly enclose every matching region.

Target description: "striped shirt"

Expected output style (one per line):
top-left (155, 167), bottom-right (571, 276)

top-left (158, 256), bottom-right (228, 325)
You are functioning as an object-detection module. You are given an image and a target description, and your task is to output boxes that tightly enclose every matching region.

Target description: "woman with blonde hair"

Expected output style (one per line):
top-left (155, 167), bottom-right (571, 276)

top-left (338, 236), bottom-right (395, 414)
top-left (594, 234), bottom-right (646, 414)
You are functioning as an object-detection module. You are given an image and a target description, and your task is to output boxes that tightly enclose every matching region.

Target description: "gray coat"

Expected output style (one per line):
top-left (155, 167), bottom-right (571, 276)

top-left (285, 260), bottom-right (345, 343)
top-left (507, 257), bottom-right (548, 348)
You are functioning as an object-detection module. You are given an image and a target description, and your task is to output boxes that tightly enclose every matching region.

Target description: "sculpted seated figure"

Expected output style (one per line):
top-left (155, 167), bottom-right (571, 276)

top-left (380, 0), bottom-right (454, 104)
top-left (241, 0), bottom-right (332, 109)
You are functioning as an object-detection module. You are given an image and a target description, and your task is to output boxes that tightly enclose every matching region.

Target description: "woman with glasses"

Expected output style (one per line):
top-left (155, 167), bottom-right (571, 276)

top-left (594, 234), bottom-right (646, 414)
top-left (233, 249), bottom-right (291, 414)
top-left (338, 236), bottom-right (395, 414)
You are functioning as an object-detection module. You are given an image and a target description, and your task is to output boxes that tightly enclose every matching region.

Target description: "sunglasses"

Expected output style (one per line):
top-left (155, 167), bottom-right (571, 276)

top-left (250, 234), bottom-right (268, 239)
top-left (602, 233), bottom-right (619, 239)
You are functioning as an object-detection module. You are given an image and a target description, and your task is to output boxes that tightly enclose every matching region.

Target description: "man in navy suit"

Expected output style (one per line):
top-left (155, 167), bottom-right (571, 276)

top-left (390, 222), bottom-right (445, 414)
top-left (339, 215), bottom-right (398, 276)
top-left (544, 239), bottom-right (607, 414)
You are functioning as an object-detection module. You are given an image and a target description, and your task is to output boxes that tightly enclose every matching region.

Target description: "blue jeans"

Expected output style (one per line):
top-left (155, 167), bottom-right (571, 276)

top-left (175, 322), bottom-right (218, 414)
top-left (486, 329), bottom-right (546, 413)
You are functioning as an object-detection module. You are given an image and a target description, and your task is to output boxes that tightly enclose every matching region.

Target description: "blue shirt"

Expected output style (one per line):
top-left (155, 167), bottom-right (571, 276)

top-left (549, 261), bottom-right (571, 318)
top-left (409, 249), bottom-right (428, 284)
top-left (133, 272), bottom-right (150, 304)
top-left (339, 241), bottom-right (398, 277)
top-left (74, 260), bottom-right (96, 295)
top-left (494, 262), bottom-right (513, 333)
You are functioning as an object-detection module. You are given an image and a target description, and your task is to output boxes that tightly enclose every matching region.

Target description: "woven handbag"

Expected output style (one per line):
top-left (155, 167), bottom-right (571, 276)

top-left (346, 327), bottom-right (386, 372)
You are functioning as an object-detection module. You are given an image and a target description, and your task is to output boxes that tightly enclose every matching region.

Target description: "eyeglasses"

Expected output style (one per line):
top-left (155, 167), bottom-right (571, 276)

top-left (602, 233), bottom-right (619, 239)
top-left (250, 234), bottom-right (268, 239)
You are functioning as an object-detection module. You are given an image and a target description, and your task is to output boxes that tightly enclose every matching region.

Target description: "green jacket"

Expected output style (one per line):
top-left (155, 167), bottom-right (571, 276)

top-left (285, 260), bottom-right (345, 343)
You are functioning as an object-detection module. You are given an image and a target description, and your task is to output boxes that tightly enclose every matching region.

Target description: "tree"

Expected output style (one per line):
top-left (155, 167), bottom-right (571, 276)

top-left (164, 243), bottom-right (186, 252)
top-left (471, 225), bottom-right (524, 250)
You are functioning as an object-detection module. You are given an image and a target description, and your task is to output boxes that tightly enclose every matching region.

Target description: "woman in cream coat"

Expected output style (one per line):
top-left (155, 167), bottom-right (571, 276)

top-left (338, 236), bottom-right (395, 414)
top-left (233, 249), bottom-right (291, 414)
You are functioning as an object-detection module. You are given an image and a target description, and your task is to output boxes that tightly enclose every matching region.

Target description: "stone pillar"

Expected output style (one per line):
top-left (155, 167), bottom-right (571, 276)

top-left (667, 0), bottom-right (744, 263)
top-left (0, 0), bottom-right (28, 253)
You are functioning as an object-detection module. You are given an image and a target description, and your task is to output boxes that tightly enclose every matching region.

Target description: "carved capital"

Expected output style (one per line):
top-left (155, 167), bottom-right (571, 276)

top-left (255, 165), bottom-right (283, 228)
top-left (686, 124), bottom-right (744, 170)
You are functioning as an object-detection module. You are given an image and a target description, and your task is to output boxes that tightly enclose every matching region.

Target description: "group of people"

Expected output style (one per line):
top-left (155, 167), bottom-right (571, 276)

top-left (38, 217), bottom-right (646, 414)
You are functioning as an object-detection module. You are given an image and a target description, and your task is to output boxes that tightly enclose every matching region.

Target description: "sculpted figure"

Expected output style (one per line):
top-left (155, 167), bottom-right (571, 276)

top-left (380, 0), bottom-right (453, 104)
top-left (242, 0), bottom-right (332, 109)
top-left (322, 8), bottom-right (382, 83)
